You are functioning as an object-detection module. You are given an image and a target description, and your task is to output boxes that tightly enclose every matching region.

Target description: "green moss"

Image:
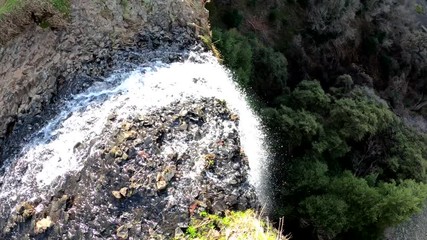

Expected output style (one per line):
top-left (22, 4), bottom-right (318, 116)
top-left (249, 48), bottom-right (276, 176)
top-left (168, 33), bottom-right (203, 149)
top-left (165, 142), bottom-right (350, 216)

top-left (415, 4), bottom-right (425, 14)
top-left (186, 226), bottom-right (199, 238)
top-left (177, 210), bottom-right (287, 240)
top-left (0, 0), bottom-right (70, 19)
top-left (0, 0), bottom-right (21, 18)
top-left (50, 0), bottom-right (70, 15)
top-left (39, 19), bottom-right (50, 28)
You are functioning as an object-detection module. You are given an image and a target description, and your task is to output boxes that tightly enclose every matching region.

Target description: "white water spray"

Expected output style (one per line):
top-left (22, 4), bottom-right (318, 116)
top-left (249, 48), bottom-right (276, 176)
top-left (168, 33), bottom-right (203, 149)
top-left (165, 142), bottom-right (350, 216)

top-left (0, 52), bottom-right (270, 213)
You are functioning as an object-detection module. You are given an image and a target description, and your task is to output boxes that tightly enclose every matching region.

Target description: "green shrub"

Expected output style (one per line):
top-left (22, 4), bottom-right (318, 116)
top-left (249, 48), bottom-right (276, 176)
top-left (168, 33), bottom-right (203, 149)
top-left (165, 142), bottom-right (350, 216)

top-left (265, 81), bottom-right (427, 238)
top-left (213, 28), bottom-right (253, 87)
top-left (251, 43), bottom-right (288, 103)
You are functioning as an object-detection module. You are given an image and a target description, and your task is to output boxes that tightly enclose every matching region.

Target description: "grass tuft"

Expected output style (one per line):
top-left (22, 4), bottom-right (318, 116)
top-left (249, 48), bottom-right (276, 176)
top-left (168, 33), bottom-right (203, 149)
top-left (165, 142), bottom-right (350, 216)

top-left (199, 34), bottom-right (222, 61)
top-left (177, 209), bottom-right (289, 240)
top-left (50, 0), bottom-right (70, 15)
top-left (0, 0), bottom-right (21, 18)
top-left (0, 0), bottom-right (70, 44)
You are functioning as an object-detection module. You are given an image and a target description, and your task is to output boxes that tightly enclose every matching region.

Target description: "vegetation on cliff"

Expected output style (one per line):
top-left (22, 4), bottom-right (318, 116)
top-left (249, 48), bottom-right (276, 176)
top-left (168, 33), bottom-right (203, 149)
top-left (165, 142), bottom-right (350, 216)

top-left (207, 0), bottom-right (427, 239)
top-left (0, 0), bottom-right (70, 17)
top-left (180, 210), bottom-right (288, 240)
top-left (0, 0), bottom-right (70, 43)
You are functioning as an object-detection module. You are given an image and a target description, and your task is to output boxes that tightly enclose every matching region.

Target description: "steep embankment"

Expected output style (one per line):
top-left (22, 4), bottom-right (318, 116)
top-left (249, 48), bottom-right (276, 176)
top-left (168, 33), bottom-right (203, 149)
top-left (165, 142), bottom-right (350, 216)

top-left (0, 0), bottom-right (209, 159)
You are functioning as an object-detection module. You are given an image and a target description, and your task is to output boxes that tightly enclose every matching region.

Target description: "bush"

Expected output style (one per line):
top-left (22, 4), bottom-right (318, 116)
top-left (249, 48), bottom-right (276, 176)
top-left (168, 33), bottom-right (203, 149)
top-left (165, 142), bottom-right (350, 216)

top-left (213, 28), bottom-right (288, 103)
top-left (264, 81), bottom-right (427, 239)
top-left (213, 28), bottom-right (253, 87)
top-left (251, 44), bottom-right (288, 103)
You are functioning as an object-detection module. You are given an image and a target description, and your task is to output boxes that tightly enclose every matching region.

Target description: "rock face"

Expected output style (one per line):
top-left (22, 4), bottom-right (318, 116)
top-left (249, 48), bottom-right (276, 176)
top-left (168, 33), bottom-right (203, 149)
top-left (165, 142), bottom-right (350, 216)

top-left (0, 0), bottom-right (210, 159)
top-left (0, 98), bottom-right (258, 239)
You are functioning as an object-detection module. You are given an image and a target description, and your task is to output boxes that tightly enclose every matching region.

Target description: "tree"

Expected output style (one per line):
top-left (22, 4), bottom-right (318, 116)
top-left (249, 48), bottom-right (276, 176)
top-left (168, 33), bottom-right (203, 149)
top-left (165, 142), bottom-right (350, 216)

top-left (251, 44), bottom-right (288, 103)
top-left (264, 81), bottom-right (427, 239)
top-left (298, 172), bottom-right (427, 240)
top-left (213, 28), bottom-right (253, 87)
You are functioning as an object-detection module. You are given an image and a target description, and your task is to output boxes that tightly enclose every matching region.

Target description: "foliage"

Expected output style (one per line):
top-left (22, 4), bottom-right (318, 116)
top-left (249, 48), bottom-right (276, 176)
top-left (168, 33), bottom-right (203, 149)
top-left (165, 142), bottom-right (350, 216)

top-left (50, 0), bottom-right (70, 15)
top-left (207, 0), bottom-right (427, 238)
top-left (0, 0), bottom-right (20, 17)
top-left (223, 9), bottom-right (243, 28)
top-left (264, 81), bottom-right (427, 239)
top-left (213, 28), bottom-right (288, 103)
top-left (251, 44), bottom-right (288, 103)
top-left (415, 4), bottom-right (425, 14)
top-left (0, 0), bottom-right (70, 18)
top-left (213, 28), bottom-right (253, 87)
top-left (177, 210), bottom-right (288, 240)
top-left (298, 172), bottom-right (427, 239)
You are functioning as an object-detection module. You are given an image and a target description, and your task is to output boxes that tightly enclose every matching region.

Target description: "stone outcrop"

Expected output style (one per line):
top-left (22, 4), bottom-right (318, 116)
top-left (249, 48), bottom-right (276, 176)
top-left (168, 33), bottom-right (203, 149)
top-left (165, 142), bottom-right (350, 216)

top-left (0, 0), bottom-right (210, 157)
top-left (1, 98), bottom-right (258, 239)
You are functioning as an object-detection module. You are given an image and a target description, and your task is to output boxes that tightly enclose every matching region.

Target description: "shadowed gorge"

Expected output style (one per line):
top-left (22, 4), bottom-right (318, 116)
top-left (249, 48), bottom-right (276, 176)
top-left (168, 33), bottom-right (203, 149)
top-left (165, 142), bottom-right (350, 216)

top-left (208, 0), bottom-right (427, 239)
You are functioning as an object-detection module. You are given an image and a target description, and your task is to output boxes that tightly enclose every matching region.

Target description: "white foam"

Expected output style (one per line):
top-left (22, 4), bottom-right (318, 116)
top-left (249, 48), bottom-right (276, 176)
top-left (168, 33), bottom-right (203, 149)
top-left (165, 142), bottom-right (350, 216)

top-left (0, 51), bottom-right (270, 211)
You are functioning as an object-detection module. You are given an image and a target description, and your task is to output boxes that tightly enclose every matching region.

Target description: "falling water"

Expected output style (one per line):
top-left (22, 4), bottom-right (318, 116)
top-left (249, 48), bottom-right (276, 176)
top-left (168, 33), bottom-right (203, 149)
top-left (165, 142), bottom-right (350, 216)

top-left (0, 51), bottom-right (270, 217)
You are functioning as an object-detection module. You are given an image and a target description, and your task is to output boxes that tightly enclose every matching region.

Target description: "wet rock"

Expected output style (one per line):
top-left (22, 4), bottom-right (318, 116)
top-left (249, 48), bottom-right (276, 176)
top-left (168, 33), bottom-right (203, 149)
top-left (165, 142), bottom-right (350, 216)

top-left (174, 227), bottom-right (185, 238)
top-left (178, 122), bottom-right (188, 131)
top-left (112, 190), bottom-right (122, 199)
top-left (15, 202), bottom-right (35, 219)
top-left (156, 180), bottom-right (168, 191)
top-left (35, 217), bottom-right (53, 234)
top-left (108, 113), bottom-right (117, 121)
top-left (156, 165), bottom-right (177, 191)
top-left (110, 146), bottom-right (123, 157)
top-left (113, 187), bottom-right (132, 199)
top-left (162, 165), bottom-right (176, 182)
top-left (1, 98), bottom-right (259, 239)
top-left (230, 113), bottom-right (239, 121)
top-left (121, 152), bottom-right (129, 161)
top-left (212, 200), bottom-right (227, 214)
top-left (116, 224), bottom-right (129, 239)
top-left (119, 187), bottom-right (129, 197)
top-left (117, 130), bottom-right (138, 143)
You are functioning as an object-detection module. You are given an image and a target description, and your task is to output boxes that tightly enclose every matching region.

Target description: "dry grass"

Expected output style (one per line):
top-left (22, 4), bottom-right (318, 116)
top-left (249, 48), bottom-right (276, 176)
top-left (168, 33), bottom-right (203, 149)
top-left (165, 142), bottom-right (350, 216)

top-left (177, 209), bottom-right (290, 240)
top-left (0, 0), bottom-right (70, 44)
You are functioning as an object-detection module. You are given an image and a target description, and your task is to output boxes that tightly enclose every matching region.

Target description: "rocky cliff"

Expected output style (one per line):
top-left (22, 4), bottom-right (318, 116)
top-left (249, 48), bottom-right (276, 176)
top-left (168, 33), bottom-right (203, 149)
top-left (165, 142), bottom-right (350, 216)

top-left (0, 1), bottom-right (272, 239)
top-left (0, 0), bottom-right (210, 158)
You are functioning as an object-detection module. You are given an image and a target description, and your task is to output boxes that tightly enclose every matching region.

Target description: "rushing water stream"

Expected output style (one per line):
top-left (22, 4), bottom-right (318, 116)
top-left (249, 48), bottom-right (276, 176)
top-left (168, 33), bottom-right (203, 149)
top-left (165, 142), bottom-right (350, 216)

top-left (0, 51), bottom-right (270, 237)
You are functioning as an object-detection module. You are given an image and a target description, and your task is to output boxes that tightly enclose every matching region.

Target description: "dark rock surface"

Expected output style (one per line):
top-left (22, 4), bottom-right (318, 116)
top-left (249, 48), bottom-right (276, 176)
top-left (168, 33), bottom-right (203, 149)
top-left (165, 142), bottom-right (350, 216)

top-left (0, 0), bottom-right (210, 161)
top-left (0, 98), bottom-right (258, 239)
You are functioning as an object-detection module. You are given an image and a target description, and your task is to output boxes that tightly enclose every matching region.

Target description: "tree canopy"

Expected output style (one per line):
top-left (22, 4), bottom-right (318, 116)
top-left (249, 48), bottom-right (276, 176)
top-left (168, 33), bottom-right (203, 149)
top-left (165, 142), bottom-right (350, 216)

top-left (208, 0), bottom-right (427, 238)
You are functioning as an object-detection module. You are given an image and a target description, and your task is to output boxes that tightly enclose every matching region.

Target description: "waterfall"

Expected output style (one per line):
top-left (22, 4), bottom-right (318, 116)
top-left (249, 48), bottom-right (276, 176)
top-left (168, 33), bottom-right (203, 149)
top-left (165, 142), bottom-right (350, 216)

top-left (0, 51), bottom-right (270, 221)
